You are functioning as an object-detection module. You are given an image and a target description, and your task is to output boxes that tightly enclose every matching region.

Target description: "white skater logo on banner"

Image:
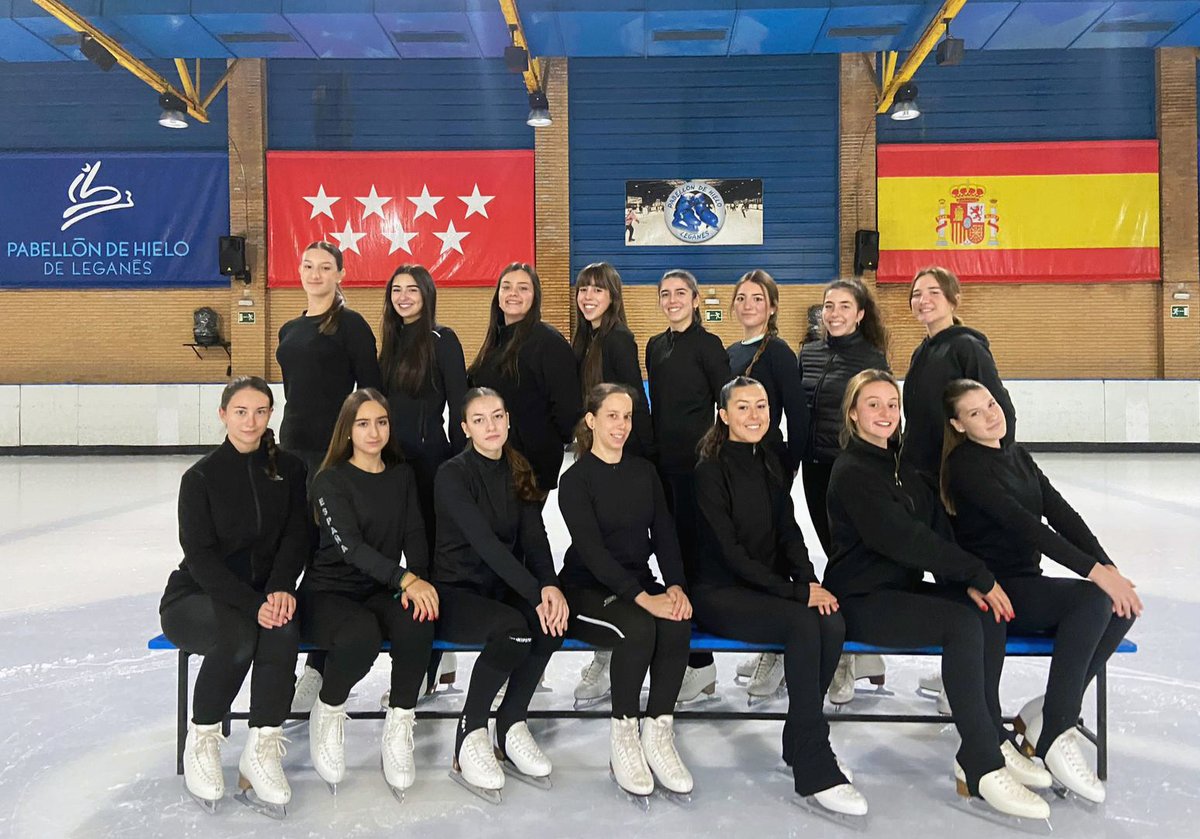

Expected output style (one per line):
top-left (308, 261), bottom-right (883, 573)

top-left (665, 181), bottom-right (725, 243)
top-left (625, 178), bottom-right (761, 247)
top-left (61, 161), bottom-right (135, 232)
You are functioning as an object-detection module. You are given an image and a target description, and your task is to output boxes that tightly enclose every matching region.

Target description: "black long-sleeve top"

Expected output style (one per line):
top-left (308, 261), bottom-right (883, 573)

top-left (901, 325), bottom-right (1015, 478)
top-left (694, 441), bottom-right (816, 599)
top-left (646, 322), bottom-right (730, 474)
top-left (432, 447), bottom-right (559, 606)
top-left (727, 335), bottom-right (810, 473)
top-left (469, 320), bottom-right (581, 491)
top-left (558, 451), bottom-right (687, 600)
top-left (578, 325), bottom-right (655, 459)
top-left (799, 331), bottom-right (891, 463)
top-left (945, 440), bottom-right (1113, 579)
top-left (381, 323), bottom-right (468, 462)
top-left (824, 436), bottom-right (995, 599)
top-left (276, 308), bottom-right (383, 452)
top-left (160, 439), bottom-right (310, 619)
top-left (306, 460), bottom-right (427, 598)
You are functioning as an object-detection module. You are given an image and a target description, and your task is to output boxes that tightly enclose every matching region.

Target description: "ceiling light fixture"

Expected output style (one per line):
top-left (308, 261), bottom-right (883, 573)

top-left (158, 92), bottom-right (189, 129)
top-left (526, 89), bottom-right (552, 128)
top-left (890, 83), bottom-right (920, 121)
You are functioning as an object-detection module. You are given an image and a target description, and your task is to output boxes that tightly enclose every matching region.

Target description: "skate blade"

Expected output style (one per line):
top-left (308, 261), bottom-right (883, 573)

top-left (747, 684), bottom-right (787, 708)
top-left (389, 786), bottom-right (406, 805)
top-left (185, 788), bottom-right (221, 815)
top-left (573, 693), bottom-right (611, 711)
top-left (949, 796), bottom-right (1052, 835)
top-left (654, 787), bottom-right (694, 806)
top-left (416, 685), bottom-right (464, 706)
top-left (448, 770), bottom-right (503, 805)
top-left (281, 718), bottom-right (309, 732)
top-left (608, 770), bottom-right (651, 812)
top-left (500, 760), bottom-right (553, 790)
top-left (675, 687), bottom-right (719, 709)
top-left (791, 795), bottom-right (869, 832)
top-left (233, 789), bottom-right (287, 820)
top-left (1050, 780), bottom-right (1104, 812)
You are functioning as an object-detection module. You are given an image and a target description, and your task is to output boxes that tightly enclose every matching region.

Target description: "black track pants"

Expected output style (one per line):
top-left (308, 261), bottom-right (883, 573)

top-left (659, 469), bottom-right (713, 670)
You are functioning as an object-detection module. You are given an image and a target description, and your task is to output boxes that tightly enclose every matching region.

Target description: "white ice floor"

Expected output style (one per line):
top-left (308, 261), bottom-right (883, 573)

top-left (0, 453), bottom-right (1197, 838)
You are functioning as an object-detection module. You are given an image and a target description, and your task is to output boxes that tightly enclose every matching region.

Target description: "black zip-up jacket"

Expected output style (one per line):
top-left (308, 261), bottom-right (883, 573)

top-left (945, 440), bottom-right (1113, 579)
top-left (558, 451), bottom-right (687, 600)
top-left (160, 439), bottom-right (310, 619)
top-left (469, 320), bottom-right (581, 491)
top-left (694, 441), bottom-right (816, 599)
top-left (799, 331), bottom-right (890, 463)
top-left (381, 322), bottom-right (468, 462)
top-left (276, 307), bottom-right (383, 453)
top-left (577, 325), bottom-right (655, 459)
top-left (646, 322), bottom-right (730, 474)
top-left (901, 325), bottom-right (1015, 478)
top-left (728, 335), bottom-right (810, 473)
top-left (306, 460), bottom-right (427, 598)
top-left (824, 436), bottom-right (995, 598)
top-left (432, 447), bottom-right (559, 606)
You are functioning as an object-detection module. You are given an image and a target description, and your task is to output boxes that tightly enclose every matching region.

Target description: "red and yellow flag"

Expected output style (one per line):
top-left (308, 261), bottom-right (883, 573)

top-left (877, 140), bottom-right (1159, 284)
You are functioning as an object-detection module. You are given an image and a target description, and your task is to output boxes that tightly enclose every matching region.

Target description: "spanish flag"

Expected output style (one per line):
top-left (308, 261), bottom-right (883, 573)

top-left (877, 140), bottom-right (1159, 284)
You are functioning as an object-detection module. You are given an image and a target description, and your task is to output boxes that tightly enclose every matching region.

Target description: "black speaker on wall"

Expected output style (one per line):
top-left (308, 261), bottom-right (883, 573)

top-left (854, 229), bottom-right (879, 276)
top-left (218, 235), bottom-right (247, 277)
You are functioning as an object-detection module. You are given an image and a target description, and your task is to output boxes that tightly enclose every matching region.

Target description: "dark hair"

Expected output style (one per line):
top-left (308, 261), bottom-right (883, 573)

top-left (823, 279), bottom-right (889, 353)
top-left (573, 382), bottom-right (636, 455)
top-left (380, 264), bottom-right (437, 396)
top-left (461, 387), bottom-right (545, 503)
top-left (658, 269), bottom-right (702, 326)
top-left (697, 376), bottom-right (768, 461)
top-left (219, 375), bottom-right (279, 479)
top-left (468, 263), bottom-right (543, 381)
top-left (909, 266), bottom-right (963, 327)
top-left (939, 378), bottom-right (987, 515)
top-left (317, 388), bottom-right (401, 475)
top-left (303, 241), bottom-right (346, 336)
top-left (731, 269), bottom-right (779, 375)
top-left (572, 262), bottom-right (630, 397)
top-left (839, 369), bottom-right (901, 449)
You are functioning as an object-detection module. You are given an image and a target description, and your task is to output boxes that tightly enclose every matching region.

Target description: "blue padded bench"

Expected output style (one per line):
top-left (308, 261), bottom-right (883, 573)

top-left (148, 631), bottom-right (1136, 779)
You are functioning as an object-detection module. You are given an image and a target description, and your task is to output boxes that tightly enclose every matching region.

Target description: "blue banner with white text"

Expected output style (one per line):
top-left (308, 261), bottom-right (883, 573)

top-left (0, 152), bottom-right (229, 288)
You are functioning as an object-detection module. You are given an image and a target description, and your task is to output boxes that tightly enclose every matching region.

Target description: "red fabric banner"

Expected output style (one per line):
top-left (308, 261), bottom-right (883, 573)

top-left (266, 150), bottom-right (534, 288)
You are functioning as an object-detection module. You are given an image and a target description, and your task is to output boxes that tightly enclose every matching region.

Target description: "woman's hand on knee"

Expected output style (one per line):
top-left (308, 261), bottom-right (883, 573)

top-left (256, 599), bottom-right (286, 630)
top-left (265, 591), bottom-right (296, 625)
top-left (537, 586), bottom-right (570, 636)
top-left (968, 583), bottom-right (1014, 623)
top-left (807, 584), bottom-right (839, 616)
top-left (636, 591), bottom-right (681, 621)
top-left (401, 578), bottom-right (440, 622)
top-left (665, 585), bottom-right (693, 621)
top-left (1088, 563), bottom-right (1143, 619)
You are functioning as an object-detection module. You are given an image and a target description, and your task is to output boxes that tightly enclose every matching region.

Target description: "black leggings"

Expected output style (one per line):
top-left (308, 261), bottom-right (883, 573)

top-left (839, 584), bottom-right (1008, 794)
top-left (693, 586), bottom-right (845, 796)
top-left (297, 587), bottom-right (435, 710)
top-left (565, 586), bottom-right (691, 719)
top-left (161, 593), bottom-right (299, 728)
top-left (435, 584), bottom-right (563, 753)
top-left (658, 470), bottom-right (713, 670)
top-left (1002, 575), bottom-right (1135, 757)
top-left (800, 461), bottom-right (834, 557)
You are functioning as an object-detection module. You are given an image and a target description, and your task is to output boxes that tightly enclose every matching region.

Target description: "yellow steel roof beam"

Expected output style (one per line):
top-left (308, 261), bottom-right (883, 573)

top-left (498, 0), bottom-right (543, 94)
top-left (876, 0), bottom-right (967, 114)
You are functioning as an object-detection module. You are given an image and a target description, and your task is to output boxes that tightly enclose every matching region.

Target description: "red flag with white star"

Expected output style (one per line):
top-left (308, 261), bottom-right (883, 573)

top-left (266, 150), bottom-right (534, 288)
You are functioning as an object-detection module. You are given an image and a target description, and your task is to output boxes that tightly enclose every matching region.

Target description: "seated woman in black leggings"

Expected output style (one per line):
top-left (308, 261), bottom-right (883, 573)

top-left (558, 383), bottom-right (694, 802)
top-left (159, 376), bottom-right (308, 817)
top-left (299, 389), bottom-right (439, 801)
top-left (825, 369), bottom-right (1052, 821)
top-left (692, 376), bottom-right (863, 817)
top-left (432, 387), bottom-right (567, 802)
top-left (940, 378), bottom-right (1141, 803)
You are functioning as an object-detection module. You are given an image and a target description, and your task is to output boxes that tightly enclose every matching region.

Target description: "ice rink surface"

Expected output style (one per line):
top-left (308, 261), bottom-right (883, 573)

top-left (0, 452), bottom-right (1196, 838)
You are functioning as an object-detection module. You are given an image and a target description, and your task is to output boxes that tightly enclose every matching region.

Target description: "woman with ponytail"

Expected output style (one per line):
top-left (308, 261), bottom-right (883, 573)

top-left (430, 387), bottom-right (567, 800)
top-left (940, 379), bottom-right (1140, 803)
top-left (160, 377), bottom-right (309, 816)
top-left (692, 376), bottom-right (862, 816)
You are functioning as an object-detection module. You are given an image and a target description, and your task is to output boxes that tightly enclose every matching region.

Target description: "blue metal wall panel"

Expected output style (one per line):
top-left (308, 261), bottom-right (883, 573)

top-left (267, 60), bottom-right (533, 151)
top-left (570, 55), bottom-right (838, 285)
top-left (0, 60), bottom-right (230, 151)
top-left (877, 49), bottom-right (1156, 143)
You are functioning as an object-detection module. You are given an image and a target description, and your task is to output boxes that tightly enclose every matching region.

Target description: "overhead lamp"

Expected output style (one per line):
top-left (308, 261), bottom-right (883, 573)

top-left (158, 92), bottom-right (189, 129)
top-left (890, 83), bottom-right (920, 121)
top-left (80, 32), bottom-right (117, 71)
top-left (526, 90), bottom-right (552, 128)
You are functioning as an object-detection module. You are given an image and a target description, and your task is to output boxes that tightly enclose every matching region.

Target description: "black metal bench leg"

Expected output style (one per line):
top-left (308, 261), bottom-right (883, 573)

top-left (1097, 664), bottom-right (1108, 781)
top-left (177, 651), bottom-right (189, 776)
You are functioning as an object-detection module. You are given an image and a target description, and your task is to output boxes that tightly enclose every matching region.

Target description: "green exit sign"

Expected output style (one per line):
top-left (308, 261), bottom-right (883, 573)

top-left (704, 309), bottom-right (723, 323)
top-left (1171, 305), bottom-right (1189, 319)
top-left (237, 311), bottom-right (256, 324)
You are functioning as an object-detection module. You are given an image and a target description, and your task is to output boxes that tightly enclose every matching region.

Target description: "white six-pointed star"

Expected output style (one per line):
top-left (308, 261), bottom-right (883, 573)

top-left (356, 185), bottom-right (392, 220)
top-left (331, 219), bottom-right (366, 254)
top-left (303, 185), bottom-right (339, 220)
top-left (384, 222), bottom-right (419, 255)
top-left (433, 220), bottom-right (470, 255)
top-left (458, 184), bottom-right (495, 219)
top-left (407, 184), bottom-right (443, 220)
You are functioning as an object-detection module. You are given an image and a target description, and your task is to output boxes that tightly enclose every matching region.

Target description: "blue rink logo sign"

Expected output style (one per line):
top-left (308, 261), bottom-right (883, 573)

top-left (666, 181), bottom-right (725, 243)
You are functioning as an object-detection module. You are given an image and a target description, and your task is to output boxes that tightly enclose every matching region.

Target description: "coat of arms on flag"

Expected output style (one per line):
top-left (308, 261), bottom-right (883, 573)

top-left (266, 150), bottom-right (534, 288)
top-left (936, 184), bottom-right (999, 247)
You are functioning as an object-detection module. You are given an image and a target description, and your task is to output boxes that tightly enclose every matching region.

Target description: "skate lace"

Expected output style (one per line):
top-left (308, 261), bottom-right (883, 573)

top-left (1058, 732), bottom-right (1097, 782)
top-left (386, 711), bottom-right (416, 753)
top-left (580, 652), bottom-right (609, 686)
top-left (321, 707), bottom-right (348, 747)
top-left (995, 768), bottom-right (1039, 802)
top-left (649, 719), bottom-right (685, 775)
top-left (254, 730), bottom-right (290, 785)
top-left (192, 728), bottom-right (225, 782)
top-left (613, 721), bottom-right (645, 773)
top-left (751, 653), bottom-right (777, 684)
top-left (507, 723), bottom-right (545, 763)
top-left (465, 730), bottom-right (499, 772)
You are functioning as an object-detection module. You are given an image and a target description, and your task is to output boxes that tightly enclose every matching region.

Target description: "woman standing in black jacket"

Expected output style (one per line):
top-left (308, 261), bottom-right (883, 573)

top-left (432, 387), bottom-right (568, 803)
top-left (559, 384), bottom-right (695, 803)
top-left (941, 379), bottom-right (1141, 803)
top-left (468, 262), bottom-right (581, 494)
top-left (160, 377), bottom-right (308, 817)
top-left (645, 269), bottom-right (730, 701)
top-left (299, 390), bottom-right (439, 801)
top-left (692, 377), bottom-right (863, 817)
top-left (825, 370), bottom-right (1052, 821)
